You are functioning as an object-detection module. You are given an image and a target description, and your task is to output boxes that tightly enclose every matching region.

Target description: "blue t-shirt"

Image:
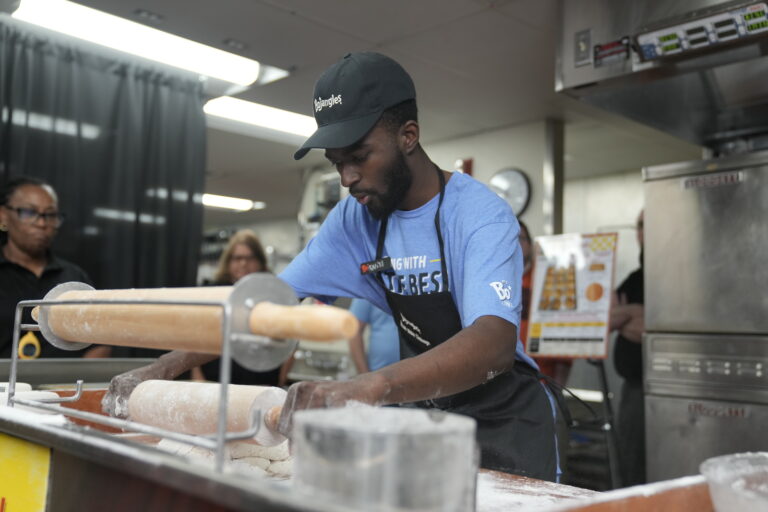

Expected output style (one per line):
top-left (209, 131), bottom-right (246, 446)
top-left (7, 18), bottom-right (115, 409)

top-left (349, 298), bottom-right (400, 371)
top-left (279, 171), bottom-right (537, 368)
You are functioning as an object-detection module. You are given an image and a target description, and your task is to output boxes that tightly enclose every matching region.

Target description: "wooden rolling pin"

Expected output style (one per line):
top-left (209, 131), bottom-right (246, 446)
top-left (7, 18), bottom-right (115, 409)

top-left (128, 380), bottom-right (286, 446)
top-left (32, 286), bottom-right (357, 353)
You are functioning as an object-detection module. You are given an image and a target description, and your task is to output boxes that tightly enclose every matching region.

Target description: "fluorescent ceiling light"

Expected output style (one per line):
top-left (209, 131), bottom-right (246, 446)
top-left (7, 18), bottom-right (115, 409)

top-left (146, 188), bottom-right (200, 203)
top-left (204, 97), bottom-right (316, 137)
top-left (2, 107), bottom-right (100, 139)
top-left (202, 193), bottom-right (266, 212)
top-left (145, 189), bottom-right (263, 212)
top-left (13, 0), bottom-right (261, 86)
top-left (93, 208), bottom-right (166, 225)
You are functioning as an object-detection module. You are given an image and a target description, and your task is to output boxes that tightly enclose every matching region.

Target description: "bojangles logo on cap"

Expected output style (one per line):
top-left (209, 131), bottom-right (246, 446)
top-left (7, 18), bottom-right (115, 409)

top-left (314, 94), bottom-right (343, 112)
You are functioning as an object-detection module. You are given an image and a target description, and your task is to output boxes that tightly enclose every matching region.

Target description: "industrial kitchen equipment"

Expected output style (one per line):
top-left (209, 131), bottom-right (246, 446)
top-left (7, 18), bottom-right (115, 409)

top-left (558, 0), bottom-right (768, 482)
top-left (642, 150), bottom-right (768, 481)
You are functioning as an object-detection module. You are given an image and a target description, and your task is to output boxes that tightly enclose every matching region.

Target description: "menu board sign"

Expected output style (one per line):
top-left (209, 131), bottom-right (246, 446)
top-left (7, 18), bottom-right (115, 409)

top-left (526, 233), bottom-right (617, 359)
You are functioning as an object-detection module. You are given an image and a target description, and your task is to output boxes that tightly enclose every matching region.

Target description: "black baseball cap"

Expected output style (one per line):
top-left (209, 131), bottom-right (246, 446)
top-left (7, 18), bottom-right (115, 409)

top-left (293, 52), bottom-right (416, 160)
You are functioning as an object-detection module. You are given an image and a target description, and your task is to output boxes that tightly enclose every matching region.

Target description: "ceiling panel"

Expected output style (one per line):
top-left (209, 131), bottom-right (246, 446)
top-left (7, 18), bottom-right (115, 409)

top-left (256, 0), bottom-right (490, 44)
top-left (73, 0), bottom-right (703, 231)
top-left (79, 0), bottom-right (368, 70)
top-left (494, 0), bottom-right (558, 31)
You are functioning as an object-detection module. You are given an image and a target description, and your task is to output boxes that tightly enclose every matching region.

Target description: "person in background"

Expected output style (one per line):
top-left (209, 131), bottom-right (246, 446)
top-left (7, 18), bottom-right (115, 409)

top-left (0, 176), bottom-right (101, 359)
top-left (194, 229), bottom-right (292, 386)
top-left (347, 298), bottom-right (399, 374)
top-left (609, 210), bottom-right (645, 486)
top-left (518, 221), bottom-right (572, 387)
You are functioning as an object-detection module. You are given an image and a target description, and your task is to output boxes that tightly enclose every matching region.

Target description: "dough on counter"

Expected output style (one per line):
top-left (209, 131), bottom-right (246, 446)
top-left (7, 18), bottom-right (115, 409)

top-left (229, 459), bottom-right (268, 476)
top-left (157, 438), bottom-right (220, 460)
top-left (235, 456), bottom-right (270, 470)
top-left (228, 440), bottom-right (290, 461)
top-left (0, 390), bottom-right (62, 414)
top-left (267, 458), bottom-right (292, 477)
top-left (0, 382), bottom-right (32, 393)
top-left (157, 437), bottom-right (292, 478)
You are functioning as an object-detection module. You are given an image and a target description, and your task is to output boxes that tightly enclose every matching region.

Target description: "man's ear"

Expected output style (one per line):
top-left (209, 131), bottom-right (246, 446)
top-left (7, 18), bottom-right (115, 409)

top-left (399, 120), bottom-right (420, 155)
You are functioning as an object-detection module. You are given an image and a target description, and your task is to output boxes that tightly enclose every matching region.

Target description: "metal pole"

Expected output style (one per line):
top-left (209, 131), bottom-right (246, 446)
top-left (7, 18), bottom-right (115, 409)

top-left (542, 118), bottom-right (565, 235)
top-left (214, 302), bottom-right (234, 472)
top-left (8, 305), bottom-right (24, 407)
top-left (596, 360), bottom-right (622, 489)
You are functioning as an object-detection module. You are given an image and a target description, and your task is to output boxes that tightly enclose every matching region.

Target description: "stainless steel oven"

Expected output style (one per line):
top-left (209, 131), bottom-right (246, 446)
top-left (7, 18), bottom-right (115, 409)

top-left (643, 151), bottom-right (768, 481)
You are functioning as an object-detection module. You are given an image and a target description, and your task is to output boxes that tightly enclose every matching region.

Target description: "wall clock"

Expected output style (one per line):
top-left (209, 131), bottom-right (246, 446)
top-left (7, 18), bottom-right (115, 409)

top-left (489, 167), bottom-right (531, 216)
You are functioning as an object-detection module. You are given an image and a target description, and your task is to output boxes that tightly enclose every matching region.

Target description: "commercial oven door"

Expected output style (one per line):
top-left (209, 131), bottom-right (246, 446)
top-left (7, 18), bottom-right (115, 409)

top-left (643, 151), bottom-right (768, 334)
top-left (646, 395), bottom-right (768, 481)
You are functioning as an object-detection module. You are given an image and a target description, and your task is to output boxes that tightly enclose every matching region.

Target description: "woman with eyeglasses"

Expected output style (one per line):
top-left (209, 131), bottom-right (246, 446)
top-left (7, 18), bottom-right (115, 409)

top-left (192, 229), bottom-right (292, 387)
top-left (0, 176), bottom-right (92, 359)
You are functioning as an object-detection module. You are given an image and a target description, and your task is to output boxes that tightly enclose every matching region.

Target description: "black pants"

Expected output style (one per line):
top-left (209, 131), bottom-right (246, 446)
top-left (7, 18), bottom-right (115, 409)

top-left (617, 380), bottom-right (646, 486)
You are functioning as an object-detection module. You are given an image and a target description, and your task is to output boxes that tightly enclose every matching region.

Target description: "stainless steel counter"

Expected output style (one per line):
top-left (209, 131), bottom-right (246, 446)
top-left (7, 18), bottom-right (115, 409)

top-left (0, 405), bottom-right (349, 512)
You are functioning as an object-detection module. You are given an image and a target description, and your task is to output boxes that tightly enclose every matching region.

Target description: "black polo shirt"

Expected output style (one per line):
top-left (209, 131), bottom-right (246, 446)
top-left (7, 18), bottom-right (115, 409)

top-left (0, 245), bottom-right (92, 358)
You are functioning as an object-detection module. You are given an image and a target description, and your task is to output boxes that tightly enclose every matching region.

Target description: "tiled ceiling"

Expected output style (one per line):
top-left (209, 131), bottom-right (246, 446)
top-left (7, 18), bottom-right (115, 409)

top-left (77, 0), bottom-right (702, 228)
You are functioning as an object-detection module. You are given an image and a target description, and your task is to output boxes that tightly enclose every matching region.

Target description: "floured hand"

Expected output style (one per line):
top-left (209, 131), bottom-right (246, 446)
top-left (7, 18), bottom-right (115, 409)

top-left (101, 350), bottom-right (216, 418)
top-left (101, 363), bottom-right (168, 418)
top-left (277, 373), bottom-right (389, 437)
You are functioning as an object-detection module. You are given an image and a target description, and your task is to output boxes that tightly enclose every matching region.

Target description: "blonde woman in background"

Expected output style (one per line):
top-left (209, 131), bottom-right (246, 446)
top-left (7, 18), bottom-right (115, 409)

top-left (193, 229), bottom-right (293, 386)
top-left (212, 229), bottom-right (268, 285)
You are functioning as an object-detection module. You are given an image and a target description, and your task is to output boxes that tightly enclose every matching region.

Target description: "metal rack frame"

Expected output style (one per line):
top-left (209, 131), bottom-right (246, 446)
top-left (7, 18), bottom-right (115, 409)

top-left (6, 295), bottom-right (263, 472)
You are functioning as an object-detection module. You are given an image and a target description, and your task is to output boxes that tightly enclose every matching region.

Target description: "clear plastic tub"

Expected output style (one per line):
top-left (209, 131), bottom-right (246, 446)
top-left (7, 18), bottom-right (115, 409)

top-left (292, 405), bottom-right (478, 512)
top-left (700, 452), bottom-right (768, 512)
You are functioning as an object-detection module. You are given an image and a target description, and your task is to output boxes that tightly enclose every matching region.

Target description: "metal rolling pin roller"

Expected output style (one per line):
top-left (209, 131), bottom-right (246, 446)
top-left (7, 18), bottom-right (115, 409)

top-left (31, 273), bottom-right (357, 371)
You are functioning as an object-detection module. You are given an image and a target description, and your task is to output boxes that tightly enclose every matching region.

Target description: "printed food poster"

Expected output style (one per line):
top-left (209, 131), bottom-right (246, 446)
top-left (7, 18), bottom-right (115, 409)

top-left (526, 233), bottom-right (617, 359)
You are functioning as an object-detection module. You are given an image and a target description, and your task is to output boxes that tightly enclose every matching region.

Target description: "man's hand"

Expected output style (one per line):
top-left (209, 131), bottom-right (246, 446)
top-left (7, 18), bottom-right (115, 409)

top-left (277, 315), bottom-right (517, 437)
top-left (277, 372), bottom-right (389, 436)
top-left (101, 350), bottom-right (217, 418)
top-left (101, 362), bottom-right (169, 418)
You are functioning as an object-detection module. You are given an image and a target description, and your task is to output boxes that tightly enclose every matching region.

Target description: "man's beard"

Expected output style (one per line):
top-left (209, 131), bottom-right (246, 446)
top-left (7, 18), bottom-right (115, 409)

top-left (363, 150), bottom-right (412, 220)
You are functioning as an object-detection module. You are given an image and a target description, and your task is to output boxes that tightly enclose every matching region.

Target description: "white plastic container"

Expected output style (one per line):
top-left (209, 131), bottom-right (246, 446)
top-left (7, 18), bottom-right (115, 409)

top-left (700, 452), bottom-right (768, 512)
top-left (292, 406), bottom-right (478, 512)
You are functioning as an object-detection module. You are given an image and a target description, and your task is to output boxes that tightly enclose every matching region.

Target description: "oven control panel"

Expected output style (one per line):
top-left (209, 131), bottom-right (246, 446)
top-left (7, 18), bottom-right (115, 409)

top-left (644, 333), bottom-right (768, 403)
top-left (649, 355), bottom-right (765, 382)
top-left (637, 2), bottom-right (768, 60)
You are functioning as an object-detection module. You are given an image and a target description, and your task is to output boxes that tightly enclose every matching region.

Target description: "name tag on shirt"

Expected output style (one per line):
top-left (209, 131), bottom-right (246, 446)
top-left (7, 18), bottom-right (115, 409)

top-left (360, 257), bottom-right (393, 275)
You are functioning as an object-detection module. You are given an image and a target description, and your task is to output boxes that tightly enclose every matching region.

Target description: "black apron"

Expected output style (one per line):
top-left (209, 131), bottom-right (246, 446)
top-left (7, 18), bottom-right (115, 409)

top-left (371, 167), bottom-right (558, 481)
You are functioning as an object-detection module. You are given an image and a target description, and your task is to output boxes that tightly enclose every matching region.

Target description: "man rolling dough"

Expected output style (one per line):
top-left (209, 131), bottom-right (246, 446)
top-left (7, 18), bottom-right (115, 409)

top-left (103, 52), bottom-right (561, 481)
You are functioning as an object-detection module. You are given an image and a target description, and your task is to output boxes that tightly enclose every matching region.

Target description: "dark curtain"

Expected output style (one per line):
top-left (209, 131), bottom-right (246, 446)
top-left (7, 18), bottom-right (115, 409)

top-left (0, 15), bottom-right (206, 288)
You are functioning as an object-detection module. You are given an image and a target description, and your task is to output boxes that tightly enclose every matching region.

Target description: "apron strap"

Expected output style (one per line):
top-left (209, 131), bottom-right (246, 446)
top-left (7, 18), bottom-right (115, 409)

top-left (374, 165), bottom-right (450, 292)
top-left (433, 166), bottom-right (449, 291)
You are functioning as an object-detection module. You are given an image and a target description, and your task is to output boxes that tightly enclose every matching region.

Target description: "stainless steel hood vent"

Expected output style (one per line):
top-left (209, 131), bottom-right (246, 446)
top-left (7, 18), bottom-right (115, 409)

top-left (557, 0), bottom-right (768, 155)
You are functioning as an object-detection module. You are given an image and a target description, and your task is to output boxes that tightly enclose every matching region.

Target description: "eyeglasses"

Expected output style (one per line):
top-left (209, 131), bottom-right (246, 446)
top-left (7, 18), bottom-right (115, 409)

top-left (3, 206), bottom-right (65, 227)
top-left (230, 255), bottom-right (257, 263)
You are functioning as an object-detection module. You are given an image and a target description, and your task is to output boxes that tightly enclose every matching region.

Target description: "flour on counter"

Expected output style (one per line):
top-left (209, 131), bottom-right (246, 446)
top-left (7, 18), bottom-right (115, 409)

top-left (477, 472), bottom-right (596, 512)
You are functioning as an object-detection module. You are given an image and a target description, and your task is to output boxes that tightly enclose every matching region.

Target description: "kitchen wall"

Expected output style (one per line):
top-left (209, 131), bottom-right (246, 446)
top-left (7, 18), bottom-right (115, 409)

top-left (563, 169), bottom-right (644, 398)
top-left (564, 169), bottom-right (644, 287)
top-left (425, 120), bottom-right (550, 236)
